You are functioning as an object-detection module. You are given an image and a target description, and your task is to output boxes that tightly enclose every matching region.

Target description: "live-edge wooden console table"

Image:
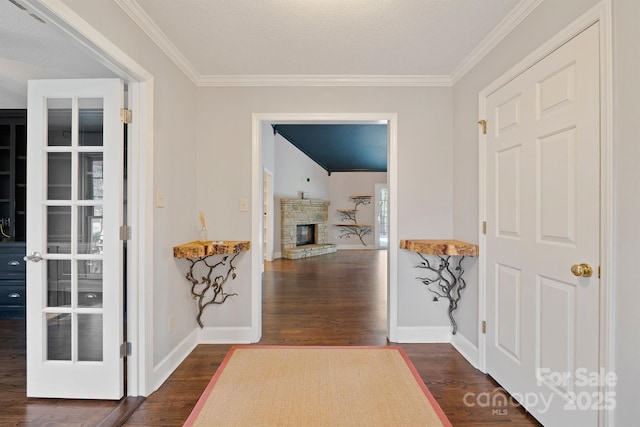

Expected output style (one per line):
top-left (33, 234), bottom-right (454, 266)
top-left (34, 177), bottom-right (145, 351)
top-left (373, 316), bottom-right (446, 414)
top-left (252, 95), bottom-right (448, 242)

top-left (400, 239), bottom-right (478, 335)
top-left (173, 240), bottom-right (250, 328)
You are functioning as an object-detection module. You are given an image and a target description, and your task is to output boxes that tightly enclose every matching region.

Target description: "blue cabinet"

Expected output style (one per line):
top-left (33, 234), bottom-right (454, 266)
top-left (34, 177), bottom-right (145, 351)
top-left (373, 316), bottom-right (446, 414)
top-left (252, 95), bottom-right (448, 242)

top-left (0, 242), bottom-right (26, 317)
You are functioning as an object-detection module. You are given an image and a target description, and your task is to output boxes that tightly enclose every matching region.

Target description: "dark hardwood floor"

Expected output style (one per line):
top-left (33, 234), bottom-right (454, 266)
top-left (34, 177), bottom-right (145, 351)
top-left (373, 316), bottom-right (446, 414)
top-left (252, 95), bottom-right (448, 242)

top-left (0, 319), bottom-right (119, 426)
top-left (0, 250), bottom-right (540, 426)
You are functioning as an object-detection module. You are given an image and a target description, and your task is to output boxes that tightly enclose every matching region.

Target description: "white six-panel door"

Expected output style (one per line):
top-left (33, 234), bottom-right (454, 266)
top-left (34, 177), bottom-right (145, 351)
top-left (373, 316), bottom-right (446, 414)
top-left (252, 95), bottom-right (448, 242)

top-left (485, 24), bottom-right (600, 426)
top-left (26, 79), bottom-right (124, 399)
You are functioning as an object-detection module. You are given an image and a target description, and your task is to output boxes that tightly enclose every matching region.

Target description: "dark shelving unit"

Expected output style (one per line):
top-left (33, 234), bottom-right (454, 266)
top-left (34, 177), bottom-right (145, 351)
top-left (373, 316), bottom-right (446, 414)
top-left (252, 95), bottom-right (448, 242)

top-left (0, 110), bottom-right (26, 317)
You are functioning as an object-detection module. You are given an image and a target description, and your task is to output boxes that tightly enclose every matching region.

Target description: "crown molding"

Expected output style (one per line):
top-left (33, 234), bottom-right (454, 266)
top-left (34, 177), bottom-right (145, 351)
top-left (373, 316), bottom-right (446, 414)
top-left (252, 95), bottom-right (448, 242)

top-left (450, 0), bottom-right (543, 85)
top-left (115, 0), bottom-right (201, 84)
top-left (117, 0), bottom-right (540, 88)
top-left (197, 74), bottom-right (452, 87)
top-left (115, 0), bottom-right (451, 87)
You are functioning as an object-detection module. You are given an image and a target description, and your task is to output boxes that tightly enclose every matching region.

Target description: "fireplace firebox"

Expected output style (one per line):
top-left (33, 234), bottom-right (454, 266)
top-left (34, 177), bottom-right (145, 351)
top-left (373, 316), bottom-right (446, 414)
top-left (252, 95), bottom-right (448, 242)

top-left (296, 224), bottom-right (315, 246)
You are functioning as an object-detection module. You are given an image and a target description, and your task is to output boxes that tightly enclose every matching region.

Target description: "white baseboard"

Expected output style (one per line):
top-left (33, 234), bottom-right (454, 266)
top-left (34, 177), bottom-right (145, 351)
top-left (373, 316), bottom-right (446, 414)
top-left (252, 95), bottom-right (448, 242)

top-left (451, 332), bottom-right (480, 369)
top-left (336, 244), bottom-right (378, 250)
top-left (394, 326), bottom-right (452, 343)
top-left (197, 326), bottom-right (254, 343)
top-left (273, 251), bottom-right (282, 259)
top-left (153, 324), bottom-right (476, 394)
top-left (152, 329), bottom-right (198, 392)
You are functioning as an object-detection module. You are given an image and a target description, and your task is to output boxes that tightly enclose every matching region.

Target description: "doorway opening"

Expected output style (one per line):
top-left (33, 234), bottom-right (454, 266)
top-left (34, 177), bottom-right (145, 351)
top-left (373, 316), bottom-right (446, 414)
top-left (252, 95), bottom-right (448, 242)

top-left (251, 113), bottom-right (399, 342)
top-left (14, 0), bottom-right (155, 398)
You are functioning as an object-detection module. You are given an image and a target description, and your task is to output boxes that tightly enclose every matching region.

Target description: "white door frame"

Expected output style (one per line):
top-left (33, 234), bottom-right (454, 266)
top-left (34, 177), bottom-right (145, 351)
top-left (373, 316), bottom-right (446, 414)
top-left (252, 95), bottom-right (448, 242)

top-left (478, 2), bottom-right (613, 425)
top-left (24, 0), bottom-right (155, 396)
top-left (251, 113), bottom-right (399, 342)
top-left (263, 168), bottom-right (274, 263)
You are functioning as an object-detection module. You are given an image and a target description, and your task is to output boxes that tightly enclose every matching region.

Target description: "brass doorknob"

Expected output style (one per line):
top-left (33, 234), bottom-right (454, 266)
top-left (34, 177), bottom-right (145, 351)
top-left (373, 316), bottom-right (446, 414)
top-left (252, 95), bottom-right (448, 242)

top-left (571, 263), bottom-right (593, 277)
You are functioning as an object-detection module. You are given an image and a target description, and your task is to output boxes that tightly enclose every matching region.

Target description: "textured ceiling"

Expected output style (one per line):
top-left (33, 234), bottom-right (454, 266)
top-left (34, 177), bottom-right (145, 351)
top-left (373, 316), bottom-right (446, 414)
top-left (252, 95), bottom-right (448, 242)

top-left (131, 0), bottom-right (522, 77)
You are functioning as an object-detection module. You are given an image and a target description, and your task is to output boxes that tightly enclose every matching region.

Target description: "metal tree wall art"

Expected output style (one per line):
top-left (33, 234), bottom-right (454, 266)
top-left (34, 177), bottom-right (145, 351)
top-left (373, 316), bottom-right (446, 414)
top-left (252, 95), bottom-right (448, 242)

top-left (185, 252), bottom-right (240, 328)
top-left (350, 195), bottom-right (372, 211)
top-left (335, 195), bottom-right (373, 246)
top-left (415, 253), bottom-right (467, 334)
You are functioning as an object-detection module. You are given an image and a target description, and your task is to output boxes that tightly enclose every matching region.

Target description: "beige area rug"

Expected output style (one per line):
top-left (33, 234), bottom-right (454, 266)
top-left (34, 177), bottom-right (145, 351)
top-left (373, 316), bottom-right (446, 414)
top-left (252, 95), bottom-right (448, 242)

top-left (184, 346), bottom-right (451, 427)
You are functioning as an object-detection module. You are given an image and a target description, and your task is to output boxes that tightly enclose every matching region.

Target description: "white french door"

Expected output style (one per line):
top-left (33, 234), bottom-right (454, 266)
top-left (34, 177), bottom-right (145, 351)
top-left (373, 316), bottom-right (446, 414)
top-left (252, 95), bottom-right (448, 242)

top-left (26, 79), bottom-right (125, 399)
top-left (485, 24), bottom-right (600, 426)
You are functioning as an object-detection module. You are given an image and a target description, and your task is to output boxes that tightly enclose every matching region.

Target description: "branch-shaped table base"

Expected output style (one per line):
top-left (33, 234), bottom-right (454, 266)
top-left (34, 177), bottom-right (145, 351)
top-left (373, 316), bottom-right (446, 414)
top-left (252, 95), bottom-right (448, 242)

top-left (186, 252), bottom-right (239, 328)
top-left (173, 240), bottom-right (250, 328)
top-left (415, 253), bottom-right (466, 334)
top-left (399, 239), bottom-right (479, 335)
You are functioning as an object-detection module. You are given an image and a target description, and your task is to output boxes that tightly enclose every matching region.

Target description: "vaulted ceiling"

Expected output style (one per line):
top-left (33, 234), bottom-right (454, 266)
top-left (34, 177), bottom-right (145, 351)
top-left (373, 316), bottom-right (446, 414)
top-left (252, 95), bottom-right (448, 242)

top-left (274, 124), bottom-right (388, 174)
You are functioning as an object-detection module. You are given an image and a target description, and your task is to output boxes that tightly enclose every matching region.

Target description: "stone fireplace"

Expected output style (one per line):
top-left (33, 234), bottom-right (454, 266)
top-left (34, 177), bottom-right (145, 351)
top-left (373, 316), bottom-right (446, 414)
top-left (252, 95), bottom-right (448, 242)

top-left (281, 198), bottom-right (337, 259)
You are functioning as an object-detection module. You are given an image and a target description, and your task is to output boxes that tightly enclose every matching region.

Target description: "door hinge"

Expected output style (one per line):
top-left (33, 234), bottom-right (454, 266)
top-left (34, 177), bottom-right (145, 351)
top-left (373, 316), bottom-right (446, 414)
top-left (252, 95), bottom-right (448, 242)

top-left (482, 320), bottom-right (486, 334)
top-left (478, 119), bottom-right (487, 135)
top-left (598, 266), bottom-right (601, 279)
top-left (120, 342), bottom-right (132, 358)
top-left (120, 108), bottom-right (132, 124)
top-left (119, 225), bottom-right (131, 241)
top-left (482, 221), bottom-right (487, 235)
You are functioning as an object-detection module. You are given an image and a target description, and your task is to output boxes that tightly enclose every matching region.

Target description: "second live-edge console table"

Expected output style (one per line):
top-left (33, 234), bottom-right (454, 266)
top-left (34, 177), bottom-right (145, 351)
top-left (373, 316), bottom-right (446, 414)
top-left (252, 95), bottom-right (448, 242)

top-left (400, 239), bottom-right (479, 335)
top-left (173, 240), bottom-right (250, 328)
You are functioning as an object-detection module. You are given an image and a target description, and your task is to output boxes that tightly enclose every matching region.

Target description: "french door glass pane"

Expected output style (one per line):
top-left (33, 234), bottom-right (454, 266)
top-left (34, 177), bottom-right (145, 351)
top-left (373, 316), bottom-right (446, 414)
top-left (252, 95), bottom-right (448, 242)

top-left (47, 313), bottom-right (71, 361)
top-left (78, 206), bottom-right (103, 254)
top-left (78, 260), bottom-right (103, 309)
top-left (47, 259), bottom-right (71, 308)
top-left (78, 314), bottom-right (103, 361)
top-left (78, 99), bottom-right (103, 147)
top-left (78, 153), bottom-right (103, 200)
top-left (47, 206), bottom-right (71, 254)
top-left (47, 152), bottom-right (71, 200)
top-left (47, 99), bottom-right (71, 147)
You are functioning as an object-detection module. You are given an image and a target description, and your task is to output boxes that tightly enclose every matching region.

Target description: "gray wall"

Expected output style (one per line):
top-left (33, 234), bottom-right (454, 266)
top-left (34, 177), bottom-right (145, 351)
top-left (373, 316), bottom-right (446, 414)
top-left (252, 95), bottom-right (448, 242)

top-left (612, 0), bottom-right (640, 424)
top-left (61, 0), bottom-right (200, 370)
top-left (196, 86), bottom-right (454, 331)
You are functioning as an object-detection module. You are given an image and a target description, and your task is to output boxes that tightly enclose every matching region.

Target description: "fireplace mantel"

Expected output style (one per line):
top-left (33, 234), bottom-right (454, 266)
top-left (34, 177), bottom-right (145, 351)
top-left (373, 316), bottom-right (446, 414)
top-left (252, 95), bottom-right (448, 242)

top-left (281, 198), bottom-right (337, 259)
